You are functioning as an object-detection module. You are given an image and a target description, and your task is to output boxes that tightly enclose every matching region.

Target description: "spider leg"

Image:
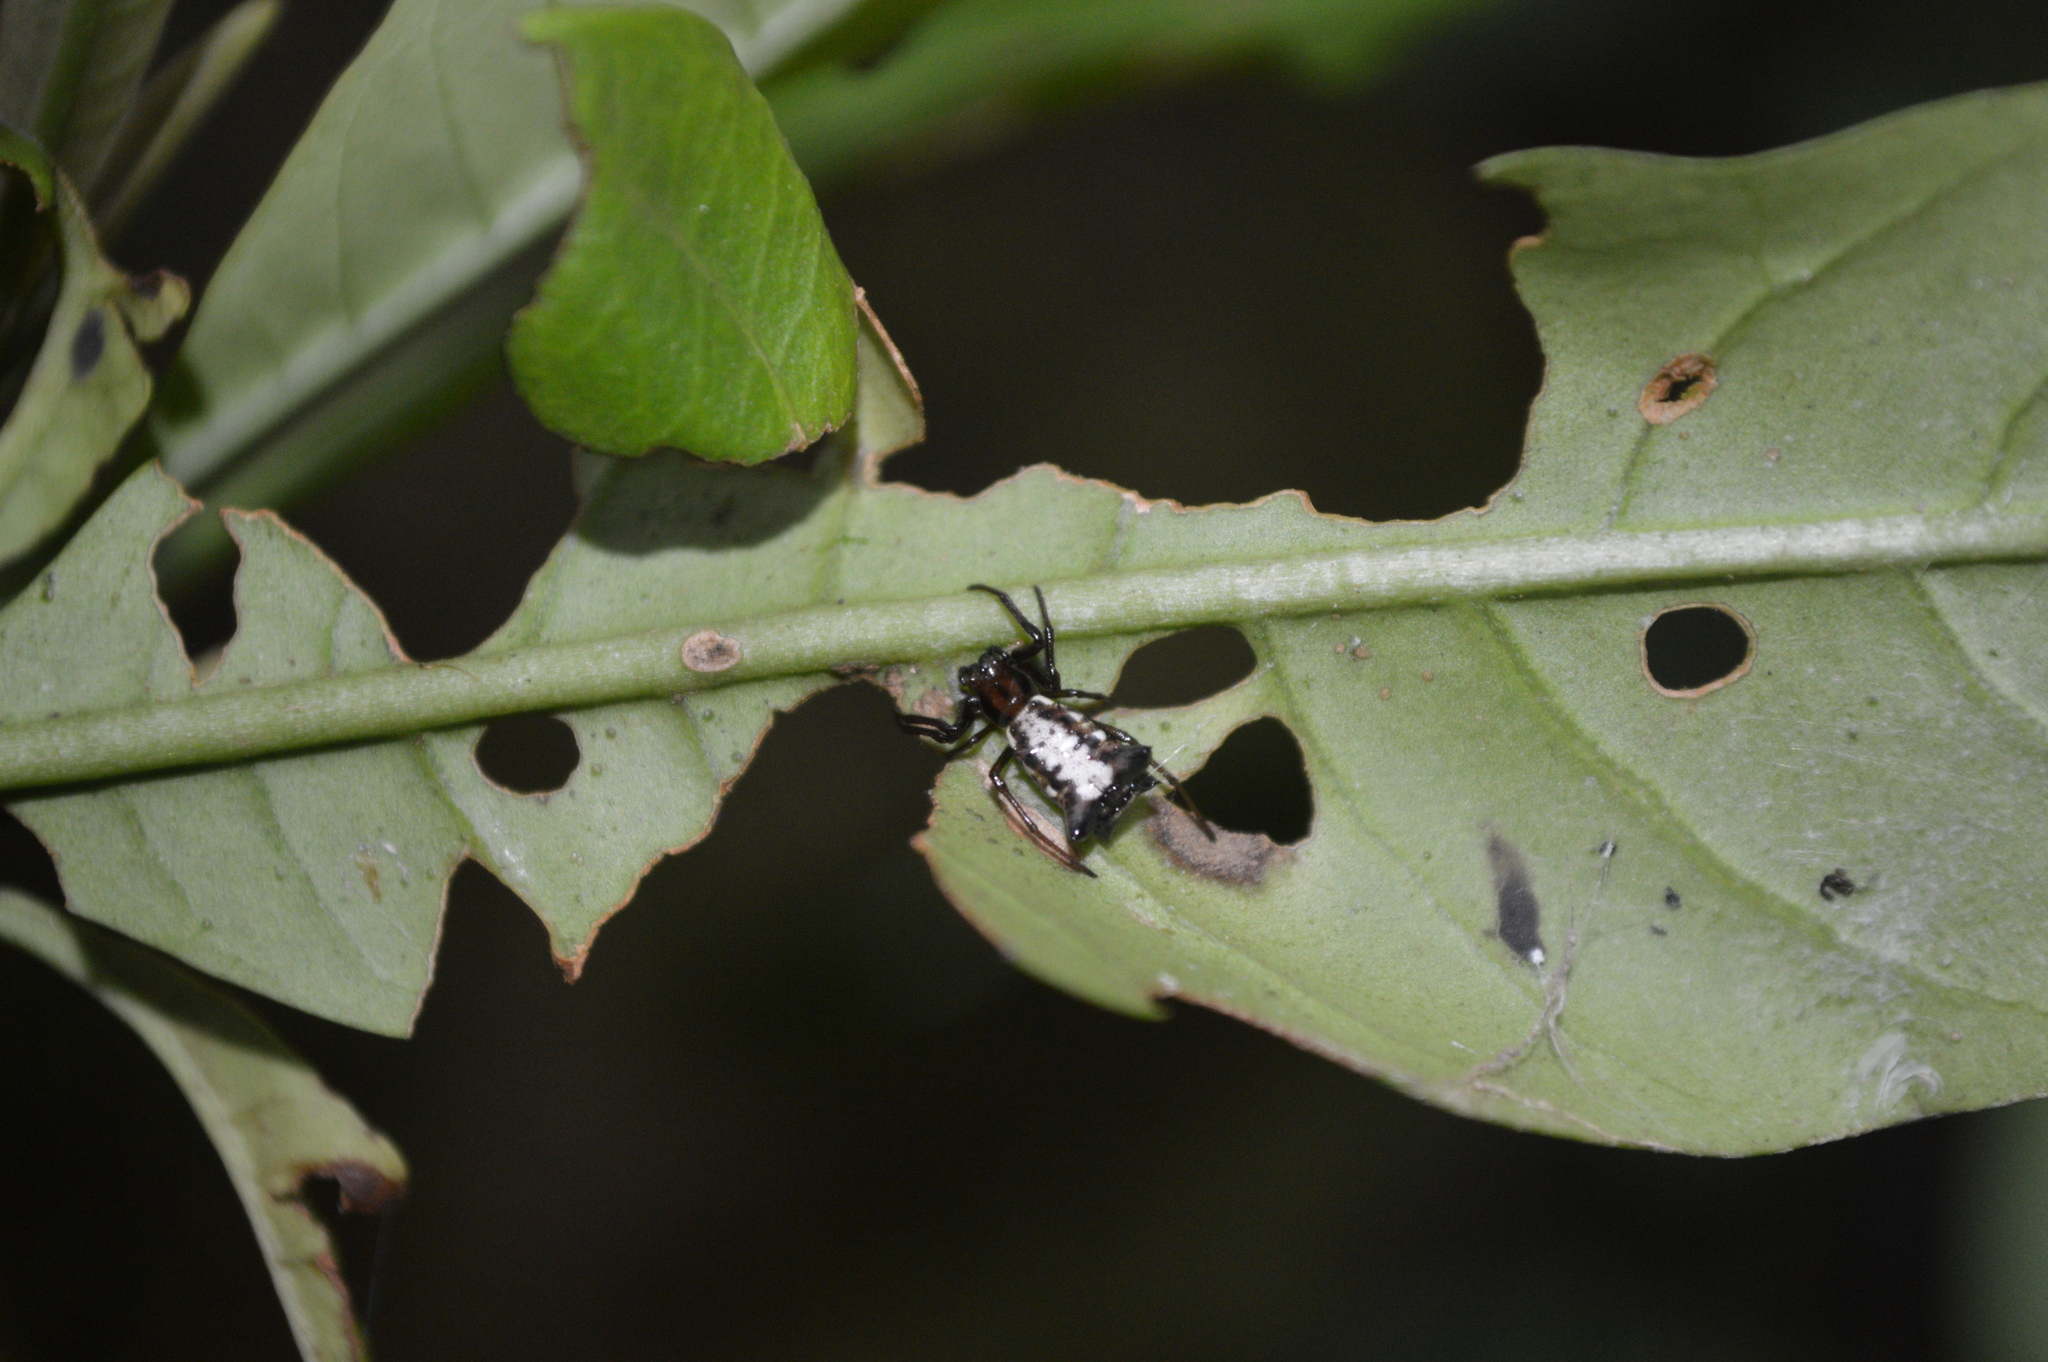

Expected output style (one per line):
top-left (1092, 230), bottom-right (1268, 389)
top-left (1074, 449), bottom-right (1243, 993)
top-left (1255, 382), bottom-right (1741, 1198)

top-left (968, 584), bottom-right (1042, 643)
top-left (1030, 585), bottom-right (1062, 690)
top-left (968, 584), bottom-right (1047, 670)
top-left (988, 747), bottom-right (1096, 877)
top-left (1048, 687), bottom-right (1111, 705)
top-left (897, 700), bottom-right (989, 755)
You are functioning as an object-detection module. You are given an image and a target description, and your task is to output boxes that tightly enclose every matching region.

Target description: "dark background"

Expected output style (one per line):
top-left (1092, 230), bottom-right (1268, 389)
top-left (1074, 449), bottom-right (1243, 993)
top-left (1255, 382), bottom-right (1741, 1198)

top-left (7, 0), bottom-right (2048, 1356)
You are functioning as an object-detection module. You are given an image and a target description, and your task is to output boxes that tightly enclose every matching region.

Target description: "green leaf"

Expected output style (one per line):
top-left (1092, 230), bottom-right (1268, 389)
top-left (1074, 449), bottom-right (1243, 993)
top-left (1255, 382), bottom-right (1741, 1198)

top-left (509, 5), bottom-right (857, 462)
top-left (1, 306), bottom-right (914, 1032)
top-left (144, 0), bottom-right (860, 583)
top-left (8, 82), bottom-right (2048, 1154)
top-left (0, 0), bottom-right (172, 193)
top-left (0, 888), bottom-right (404, 1362)
top-left (0, 148), bottom-right (186, 570)
top-left (766, 0), bottom-right (1493, 185)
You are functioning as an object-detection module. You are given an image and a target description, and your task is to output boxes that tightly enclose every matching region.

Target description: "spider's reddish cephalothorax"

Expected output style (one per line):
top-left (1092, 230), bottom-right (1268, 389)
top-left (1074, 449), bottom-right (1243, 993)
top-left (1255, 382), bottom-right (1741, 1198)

top-left (898, 585), bottom-right (1209, 876)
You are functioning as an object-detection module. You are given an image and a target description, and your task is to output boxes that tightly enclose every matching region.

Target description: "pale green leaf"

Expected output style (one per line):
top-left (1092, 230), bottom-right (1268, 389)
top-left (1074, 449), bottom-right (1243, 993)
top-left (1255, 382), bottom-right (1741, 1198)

top-left (0, 888), bottom-right (404, 1362)
top-left (0, 146), bottom-right (187, 570)
top-left (6, 84), bottom-right (2048, 1154)
top-left (509, 5), bottom-right (857, 462)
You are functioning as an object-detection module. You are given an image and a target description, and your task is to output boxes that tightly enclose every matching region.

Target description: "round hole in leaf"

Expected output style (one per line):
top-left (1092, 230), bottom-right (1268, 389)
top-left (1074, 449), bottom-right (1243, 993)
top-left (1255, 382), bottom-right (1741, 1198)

top-left (1640, 604), bottom-right (1755, 698)
top-left (1109, 626), bottom-right (1256, 709)
top-left (1176, 717), bottom-right (1313, 845)
top-left (474, 713), bottom-right (580, 793)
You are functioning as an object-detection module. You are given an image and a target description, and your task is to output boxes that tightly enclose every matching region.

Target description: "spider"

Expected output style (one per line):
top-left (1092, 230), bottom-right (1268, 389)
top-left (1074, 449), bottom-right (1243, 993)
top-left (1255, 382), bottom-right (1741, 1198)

top-left (898, 584), bottom-right (1209, 876)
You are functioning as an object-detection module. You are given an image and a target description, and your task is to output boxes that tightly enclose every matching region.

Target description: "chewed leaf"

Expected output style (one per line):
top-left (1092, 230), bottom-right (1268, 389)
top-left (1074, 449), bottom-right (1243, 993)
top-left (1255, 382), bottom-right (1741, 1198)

top-left (5, 82), bottom-right (2048, 1154)
top-left (509, 5), bottom-right (857, 462)
top-left (0, 150), bottom-right (188, 570)
top-left (3, 456), bottom-right (854, 1032)
top-left (0, 889), bottom-right (403, 1362)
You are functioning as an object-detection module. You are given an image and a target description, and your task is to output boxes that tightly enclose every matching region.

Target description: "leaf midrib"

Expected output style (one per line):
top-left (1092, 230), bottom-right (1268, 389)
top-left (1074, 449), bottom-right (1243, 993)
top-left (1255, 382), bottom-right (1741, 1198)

top-left (2, 501), bottom-right (2043, 792)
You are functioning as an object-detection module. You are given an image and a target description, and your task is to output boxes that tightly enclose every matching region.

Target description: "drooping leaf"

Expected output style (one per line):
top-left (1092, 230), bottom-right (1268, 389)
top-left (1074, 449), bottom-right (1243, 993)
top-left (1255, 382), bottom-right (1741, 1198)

top-left (509, 5), bottom-right (857, 463)
top-left (0, 888), bottom-right (404, 1362)
top-left (6, 83), bottom-right (2048, 1154)
top-left (0, 136), bottom-right (186, 571)
top-left (767, 0), bottom-right (1494, 185)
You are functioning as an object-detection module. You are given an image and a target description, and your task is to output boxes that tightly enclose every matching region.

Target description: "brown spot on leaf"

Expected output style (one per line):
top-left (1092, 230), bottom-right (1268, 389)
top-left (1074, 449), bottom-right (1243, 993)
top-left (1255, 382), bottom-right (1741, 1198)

top-left (1150, 804), bottom-right (1288, 884)
top-left (1638, 353), bottom-right (1716, 424)
top-left (681, 629), bottom-right (741, 672)
top-left (355, 852), bottom-right (381, 903)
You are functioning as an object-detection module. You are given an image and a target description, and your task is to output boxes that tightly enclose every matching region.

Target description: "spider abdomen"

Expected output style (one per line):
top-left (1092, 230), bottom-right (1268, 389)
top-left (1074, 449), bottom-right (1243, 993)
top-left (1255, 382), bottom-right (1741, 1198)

top-left (1008, 697), bottom-right (1158, 843)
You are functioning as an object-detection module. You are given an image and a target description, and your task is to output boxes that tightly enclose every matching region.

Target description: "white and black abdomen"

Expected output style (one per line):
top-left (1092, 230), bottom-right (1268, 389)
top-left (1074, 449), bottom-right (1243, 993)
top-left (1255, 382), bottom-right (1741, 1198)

top-left (1007, 696), bottom-right (1158, 844)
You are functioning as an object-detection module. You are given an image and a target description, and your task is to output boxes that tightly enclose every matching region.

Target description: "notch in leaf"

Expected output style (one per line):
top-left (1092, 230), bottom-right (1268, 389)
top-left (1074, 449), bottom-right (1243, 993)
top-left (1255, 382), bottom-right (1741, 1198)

top-left (510, 6), bottom-right (858, 464)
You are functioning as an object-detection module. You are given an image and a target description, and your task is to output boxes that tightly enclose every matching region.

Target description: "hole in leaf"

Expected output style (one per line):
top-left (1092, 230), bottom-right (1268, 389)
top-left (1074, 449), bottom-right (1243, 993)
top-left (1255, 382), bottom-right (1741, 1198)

top-left (0, 806), bottom-right (61, 903)
top-left (152, 526), bottom-right (239, 665)
top-left (474, 713), bottom-right (579, 794)
top-left (1176, 717), bottom-right (1313, 845)
top-left (1109, 625), bottom-right (1256, 709)
top-left (1639, 353), bottom-right (1717, 424)
top-left (1641, 604), bottom-right (1754, 698)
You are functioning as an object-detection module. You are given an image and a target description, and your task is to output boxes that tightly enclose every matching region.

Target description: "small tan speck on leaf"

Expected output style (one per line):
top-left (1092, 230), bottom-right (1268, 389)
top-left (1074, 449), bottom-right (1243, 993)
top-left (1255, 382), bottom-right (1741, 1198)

top-left (681, 629), bottom-right (742, 672)
top-left (1379, 687), bottom-right (1392, 700)
top-left (1639, 353), bottom-right (1716, 425)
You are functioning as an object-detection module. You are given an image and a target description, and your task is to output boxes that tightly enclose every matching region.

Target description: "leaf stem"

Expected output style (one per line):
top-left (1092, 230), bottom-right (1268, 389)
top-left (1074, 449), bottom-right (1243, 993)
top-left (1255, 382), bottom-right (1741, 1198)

top-left (1, 505), bottom-right (2041, 792)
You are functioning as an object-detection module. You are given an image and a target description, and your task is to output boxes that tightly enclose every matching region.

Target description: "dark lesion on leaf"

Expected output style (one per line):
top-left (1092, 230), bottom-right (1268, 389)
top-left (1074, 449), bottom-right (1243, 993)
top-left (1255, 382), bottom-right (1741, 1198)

top-left (69, 308), bottom-right (104, 380)
top-left (1638, 352), bottom-right (1716, 425)
top-left (1487, 834), bottom-right (1546, 966)
top-left (1819, 868), bottom-right (1858, 901)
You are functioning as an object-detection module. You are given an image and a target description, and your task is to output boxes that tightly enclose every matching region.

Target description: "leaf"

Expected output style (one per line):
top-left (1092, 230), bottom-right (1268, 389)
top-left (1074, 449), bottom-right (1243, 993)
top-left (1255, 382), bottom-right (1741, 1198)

top-left (143, 0), bottom-right (861, 583)
top-left (0, 0), bottom-right (172, 192)
top-left (7, 83), bottom-right (2048, 1154)
top-left (2, 304), bottom-right (916, 1031)
top-left (0, 140), bottom-right (187, 570)
top-left (0, 888), bottom-right (404, 1362)
top-left (89, 0), bottom-right (281, 236)
top-left (508, 5), bottom-right (857, 463)
top-left (765, 0), bottom-right (1493, 185)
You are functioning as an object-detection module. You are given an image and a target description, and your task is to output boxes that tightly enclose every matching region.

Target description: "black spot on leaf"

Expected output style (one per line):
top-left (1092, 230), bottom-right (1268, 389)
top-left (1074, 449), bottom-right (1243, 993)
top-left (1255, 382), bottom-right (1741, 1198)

top-left (69, 310), bottom-right (104, 380)
top-left (1819, 869), bottom-right (1858, 901)
top-left (1487, 834), bottom-right (1545, 965)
